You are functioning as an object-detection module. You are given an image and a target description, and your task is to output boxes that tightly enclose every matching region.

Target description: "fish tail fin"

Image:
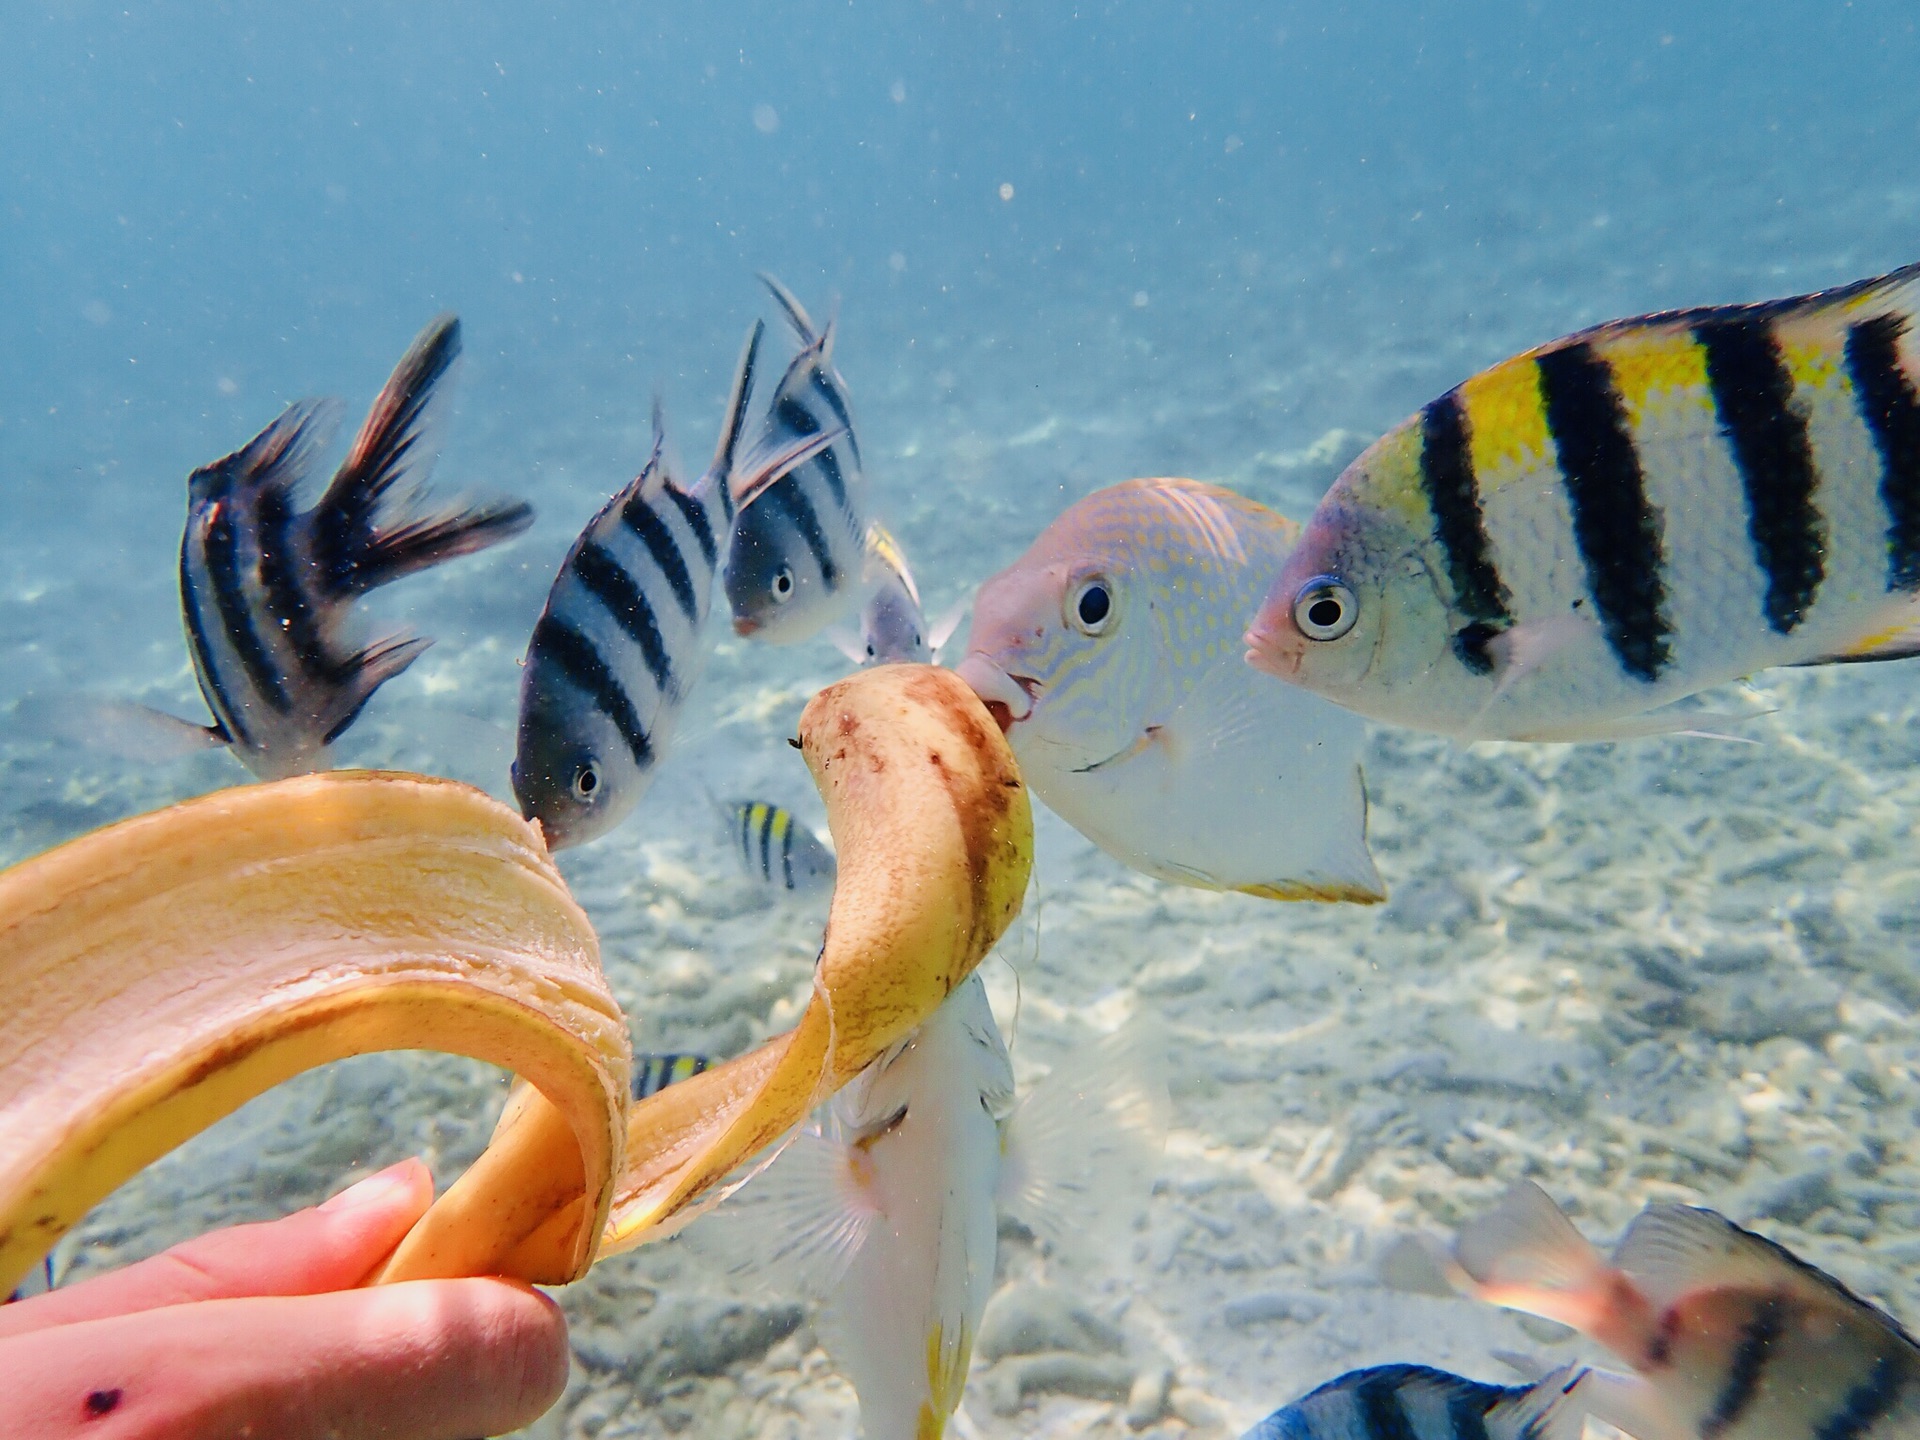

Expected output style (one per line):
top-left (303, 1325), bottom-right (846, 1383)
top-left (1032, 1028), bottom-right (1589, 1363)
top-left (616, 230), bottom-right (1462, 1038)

top-left (310, 316), bottom-right (534, 594)
top-left (700, 320), bottom-right (765, 523)
top-left (320, 632), bottom-right (433, 745)
top-left (1452, 1183), bottom-right (1654, 1354)
top-left (757, 271), bottom-right (820, 343)
top-left (683, 1128), bottom-right (879, 1299)
top-left (11, 694), bottom-right (231, 762)
top-left (998, 1017), bottom-right (1170, 1262)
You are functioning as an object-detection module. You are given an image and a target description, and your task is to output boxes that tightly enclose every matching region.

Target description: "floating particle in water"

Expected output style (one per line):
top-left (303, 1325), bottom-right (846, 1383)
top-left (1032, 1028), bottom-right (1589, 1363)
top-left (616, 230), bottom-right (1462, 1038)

top-left (889, 80), bottom-right (906, 103)
top-left (1132, 291), bottom-right (1150, 308)
top-left (752, 103), bottom-right (779, 134)
top-left (81, 301), bottom-right (111, 326)
top-left (889, 252), bottom-right (907, 273)
top-left (999, 182), bottom-right (1015, 201)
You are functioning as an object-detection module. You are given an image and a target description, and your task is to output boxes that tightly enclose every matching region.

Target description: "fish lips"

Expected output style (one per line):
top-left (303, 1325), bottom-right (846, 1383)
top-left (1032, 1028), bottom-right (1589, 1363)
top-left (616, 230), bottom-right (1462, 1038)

top-left (954, 655), bottom-right (1035, 734)
top-left (1243, 585), bottom-right (1305, 679)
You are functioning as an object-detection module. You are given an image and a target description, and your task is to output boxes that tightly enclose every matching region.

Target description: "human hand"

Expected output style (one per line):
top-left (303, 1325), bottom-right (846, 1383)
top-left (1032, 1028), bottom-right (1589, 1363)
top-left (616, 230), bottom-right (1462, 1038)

top-left (0, 1158), bottom-right (569, 1440)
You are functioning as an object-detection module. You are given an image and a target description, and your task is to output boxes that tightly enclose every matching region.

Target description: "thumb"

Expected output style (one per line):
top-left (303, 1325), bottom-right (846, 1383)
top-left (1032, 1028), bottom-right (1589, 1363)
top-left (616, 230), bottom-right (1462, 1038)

top-left (0, 1158), bottom-right (434, 1339)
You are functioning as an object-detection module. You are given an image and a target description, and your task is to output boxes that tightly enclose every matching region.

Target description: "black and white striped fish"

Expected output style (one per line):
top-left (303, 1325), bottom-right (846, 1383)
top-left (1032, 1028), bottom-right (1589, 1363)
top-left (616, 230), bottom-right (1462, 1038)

top-left (725, 799), bottom-right (836, 893)
top-left (1241, 1362), bottom-right (1601, 1440)
top-left (632, 1051), bottom-right (710, 1101)
top-left (170, 316), bottom-right (532, 778)
top-left (1425, 1181), bottom-right (1920, 1440)
top-left (723, 275), bottom-right (869, 645)
top-left (1249, 260), bottom-right (1920, 742)
top-left (511, 323), bottom-right (839, 850)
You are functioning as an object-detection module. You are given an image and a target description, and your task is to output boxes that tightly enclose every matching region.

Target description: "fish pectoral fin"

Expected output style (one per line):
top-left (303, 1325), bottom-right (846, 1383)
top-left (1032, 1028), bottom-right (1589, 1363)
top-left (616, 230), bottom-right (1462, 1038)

top-left (11, 694), bottom-right (232, 763)
top-left (825, 624), bottom-right (869, 666)
top-left (728, 424), bottom-right (847, 511)
top-left (1071, 728), bottom-right (1162, 774)
top-left (682, 1129), bottom-right (879, 1300)
top-left (1505, 706), bottom-right (1763, 744)
top-left (1498, 1365), bottom-right (1674, 1440)
top-left (925, 598), bottom-right (971, 662)
top-left (998, 1018), bottom-right (1170, 1263)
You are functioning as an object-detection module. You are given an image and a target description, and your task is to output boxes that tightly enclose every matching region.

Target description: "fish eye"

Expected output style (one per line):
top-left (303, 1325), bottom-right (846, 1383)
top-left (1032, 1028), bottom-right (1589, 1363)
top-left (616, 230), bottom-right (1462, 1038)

top-left (771, 566), bottom-right (795, 602)
top-left (1292, 576), bottom-right (1358, 641)
top-left (571, 762), bottom-right (602, 802)
top-left (1067, 576), bottom-right (1114, 635)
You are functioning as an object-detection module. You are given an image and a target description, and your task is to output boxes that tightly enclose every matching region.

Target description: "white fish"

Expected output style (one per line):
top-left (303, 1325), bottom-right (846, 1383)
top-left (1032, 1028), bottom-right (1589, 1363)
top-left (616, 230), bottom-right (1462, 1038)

top-left (698, 975), bottom-right (1165, 1440)
top-left (955, 477), bottom-right (1383, 903)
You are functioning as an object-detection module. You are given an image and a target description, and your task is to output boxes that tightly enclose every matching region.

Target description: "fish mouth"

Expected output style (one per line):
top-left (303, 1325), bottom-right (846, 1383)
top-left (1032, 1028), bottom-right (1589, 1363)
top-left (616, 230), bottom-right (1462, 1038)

top-left (1243, 607), bottom-right (1302, 679)
top-left (732, 616), bottom-right (761, 637)
top-left (954, 655), bottom-right (1035, 733)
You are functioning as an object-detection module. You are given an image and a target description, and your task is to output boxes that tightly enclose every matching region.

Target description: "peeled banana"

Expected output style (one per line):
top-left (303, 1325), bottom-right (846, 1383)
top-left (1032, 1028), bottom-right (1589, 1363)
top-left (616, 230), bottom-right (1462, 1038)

top-left (0, 664), bottom-right (1032, 1294)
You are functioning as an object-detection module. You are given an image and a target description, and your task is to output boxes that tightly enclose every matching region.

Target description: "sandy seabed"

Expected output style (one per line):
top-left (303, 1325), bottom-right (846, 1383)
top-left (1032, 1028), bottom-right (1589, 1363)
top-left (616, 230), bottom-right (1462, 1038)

top-left (12, 202), bottom-right (1920, 1438)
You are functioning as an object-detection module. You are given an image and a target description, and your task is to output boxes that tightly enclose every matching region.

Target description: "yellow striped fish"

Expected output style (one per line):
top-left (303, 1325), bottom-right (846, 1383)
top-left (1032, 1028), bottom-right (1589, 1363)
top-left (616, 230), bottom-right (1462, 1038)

top-left (631, 1051), bottom-right (708, 1101)
top-left (727, 799), bottom-right (836, 893)
top-left (1247, 261), bottom-right (1920, 741)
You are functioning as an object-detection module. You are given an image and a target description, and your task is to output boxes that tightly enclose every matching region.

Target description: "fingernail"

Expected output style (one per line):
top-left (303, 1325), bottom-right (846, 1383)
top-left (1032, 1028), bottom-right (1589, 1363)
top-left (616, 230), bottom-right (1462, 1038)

top-left (320, 1158), bottom-right (424, 1213)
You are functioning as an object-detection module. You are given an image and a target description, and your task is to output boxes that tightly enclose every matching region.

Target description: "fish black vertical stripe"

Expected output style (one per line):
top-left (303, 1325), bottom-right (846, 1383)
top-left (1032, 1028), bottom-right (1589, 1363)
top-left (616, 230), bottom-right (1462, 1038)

top-left (1445, 1388), bottom-right (1496, 1440)
top-left (1844, 312), bottom-right (1920, 591)
top-left (1418, 392), bottom-right (1511, 675)
top-left (527, 615), bottom-right (654, 769)
top-left (1535, 341), bottom-right (1674, 683)
top-left (769, 479), bottom-right (840, 584)
top-left (572, 542), bottom-right (674, 695)
top-left (621, 492), bottom-right (701, 622)
top-left (1699, 1294), bottom-right (1784, 1438)
top-left (202, 500), bottom-right (295, 712)
top-left (665, 485), bottom-right (719, 569)
top-left (810, 370), bottom-right (860, 469)
top-left (254, 486), bottom-right (337, 683)
top-left (1814, 1350), bottom-right (1908, 1440)
top-left (1352, 1372), bottom-right (1423, 1440)
top-left (179, 544), bottom-right (246, 745)
top-left (779, 812), bottom-right (796, 890)
top-left (1696, 317), bottom-right (1826, 633)
top-left (757, 805), bottom-right (774, 881)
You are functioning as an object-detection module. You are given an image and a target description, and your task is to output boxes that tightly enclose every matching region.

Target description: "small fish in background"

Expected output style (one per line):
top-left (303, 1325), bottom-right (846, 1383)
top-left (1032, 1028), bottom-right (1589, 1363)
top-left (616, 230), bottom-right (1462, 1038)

top-left (828, 522), bottom-right (968, 667)
top-left (955, 477), bottom-right (1383, 903)
top-left (1239, 1361), bottom-right (1604, 1440)
top-left (1397, 1180), bottom-right (1920, 1440)
top-left (696, 974), bottom-right (1167, 1440)
top-left (724, 275), bottom-right (869, 645)
top-left (632, 1051), bottom-right (709, 1101)
top-left (1249, 260), bottom-right (1920, 744)
top-left (725, 799), bottom-right (836, 894)
top-left (511, 323), bottom-right (840, 851)
top-left (130, 316), bottom-right (533, 779)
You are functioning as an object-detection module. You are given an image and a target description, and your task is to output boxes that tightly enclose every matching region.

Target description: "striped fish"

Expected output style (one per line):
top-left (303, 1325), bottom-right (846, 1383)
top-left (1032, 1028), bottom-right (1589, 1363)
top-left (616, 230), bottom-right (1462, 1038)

top-left (1435, 1182), bottom-right (1920, 1440)
top-left (511, 323), bottom-right (839, 851)
top-left (632, 1051), bottom-right (709, 1101)
top-left (723, 275), bottom-right (869, 645)
top-left (175, 316), bottom-right (532, 778)
top-left (1241, 1362), bottom-right (1598, 1440)
top-left (1247, 261), bottom-right (1920, 742)
top-left (726, 799), bottom-right (836, 893)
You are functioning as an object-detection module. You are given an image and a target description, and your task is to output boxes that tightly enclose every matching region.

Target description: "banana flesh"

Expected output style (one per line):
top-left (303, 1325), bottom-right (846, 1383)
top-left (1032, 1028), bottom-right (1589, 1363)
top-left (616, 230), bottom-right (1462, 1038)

top-left (388, 663), bottom-right (1033, 1273)
top-left (0, 772), bottom-right (626, 1295)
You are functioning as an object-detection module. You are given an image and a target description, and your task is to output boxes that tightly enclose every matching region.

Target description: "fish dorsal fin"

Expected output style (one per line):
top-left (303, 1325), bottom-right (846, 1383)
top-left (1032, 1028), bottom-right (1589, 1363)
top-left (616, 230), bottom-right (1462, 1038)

top-left (317, 315), bottom-right (460, 529)
top-left (1615, 1205), bottom-right (1912, 1339)
top-left (705, 320), bottom-right (765, 497)
top-left (864, 522), bottom-right (921, 605)
top-left (997, 1018), bottom-right (1169, 1264)
top-left (1530, 260), bottom-right (1920, 364)
top-left (1151, 478), bottom-right (1249, 567)
top-left (190, 398), bottom-right (343, 505)
top-left (758, 271), bottom-right (820, 344)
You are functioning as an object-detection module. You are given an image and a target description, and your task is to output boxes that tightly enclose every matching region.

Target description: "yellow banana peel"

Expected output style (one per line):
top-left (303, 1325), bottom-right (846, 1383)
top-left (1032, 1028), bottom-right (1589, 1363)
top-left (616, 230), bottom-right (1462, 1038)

top-left (0, 664), bottom-right (1032, 1294)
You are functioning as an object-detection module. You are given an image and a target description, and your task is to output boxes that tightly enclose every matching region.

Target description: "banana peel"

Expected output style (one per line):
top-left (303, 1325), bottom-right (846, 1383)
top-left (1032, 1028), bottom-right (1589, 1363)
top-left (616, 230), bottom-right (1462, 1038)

top-left (385, 663), bottom-right (1033, 1276)
top-left (0, 772), bottom-right (626, 1297)
top-left (0, 664), bottom-right (1031, 1294)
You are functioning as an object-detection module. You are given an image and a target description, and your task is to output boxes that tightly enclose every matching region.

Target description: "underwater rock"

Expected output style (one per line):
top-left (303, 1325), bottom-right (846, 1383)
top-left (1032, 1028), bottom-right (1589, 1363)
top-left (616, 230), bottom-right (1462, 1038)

top-left (1127, 1363), bottom-right (1174, 1429)
top-left (977, 1281), bottom-right (1126, 1360)
top-left (626, 1295), bottom-right (805, 1390)
top-left (985, 1351), bottom-right (1135, 1414)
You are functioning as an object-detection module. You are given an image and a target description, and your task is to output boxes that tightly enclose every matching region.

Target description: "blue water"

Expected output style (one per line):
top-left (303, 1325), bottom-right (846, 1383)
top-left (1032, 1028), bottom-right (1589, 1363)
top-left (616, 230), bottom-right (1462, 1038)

top-left (13, 4), bottom-right (1920, 1436)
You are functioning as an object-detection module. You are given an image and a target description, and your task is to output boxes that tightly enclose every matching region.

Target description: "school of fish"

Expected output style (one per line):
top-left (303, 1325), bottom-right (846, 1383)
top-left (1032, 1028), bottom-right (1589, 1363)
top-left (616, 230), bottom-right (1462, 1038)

top-left (19, 258), bottom-right (1920, 1439)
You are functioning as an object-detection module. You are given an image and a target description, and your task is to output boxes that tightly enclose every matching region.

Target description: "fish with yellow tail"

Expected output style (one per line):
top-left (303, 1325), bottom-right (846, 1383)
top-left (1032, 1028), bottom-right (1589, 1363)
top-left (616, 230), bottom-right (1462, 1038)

top-left (696, 973), bottom-right (1166, 1440)
top-left (956, 477), bottom-right (1382, 903)
top-left (829, 522), bottom-right (968, 667)
top-left (1249, 260), bottom-right (1920, 743)
top-left (1394, 1180), bottom-right (1920, 1440)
